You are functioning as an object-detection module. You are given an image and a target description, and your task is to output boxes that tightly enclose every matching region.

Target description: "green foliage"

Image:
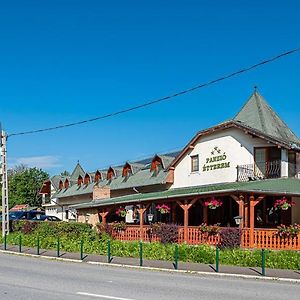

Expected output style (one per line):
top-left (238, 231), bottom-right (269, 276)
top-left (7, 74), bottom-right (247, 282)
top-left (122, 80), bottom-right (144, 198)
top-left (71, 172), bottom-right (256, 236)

top-left (8, 165), bottom-right (49, 208)
top-left (2, 221), bottom-right (300, 270)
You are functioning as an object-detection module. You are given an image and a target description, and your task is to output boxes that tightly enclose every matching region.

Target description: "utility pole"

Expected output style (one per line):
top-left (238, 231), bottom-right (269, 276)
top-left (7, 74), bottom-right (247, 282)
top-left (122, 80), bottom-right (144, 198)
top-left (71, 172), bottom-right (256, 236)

top-left (1, 127), bottom-right (9, 237)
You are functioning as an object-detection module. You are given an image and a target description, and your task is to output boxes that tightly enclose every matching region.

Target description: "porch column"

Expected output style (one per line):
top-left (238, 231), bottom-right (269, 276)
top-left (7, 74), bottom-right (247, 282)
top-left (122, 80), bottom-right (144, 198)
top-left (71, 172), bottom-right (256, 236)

top-left (137, 204), bottom-right (150, 241)
top-left (230, 194), bottom-right (245, 228)
top-left (249, 195), bottom-right (264, 247)
top-left (177, 198), bottom-right (198, 243)
top-left (244, 196), bottom-right (249, 228)
top-left (99, 210), bottom-right (109, 224)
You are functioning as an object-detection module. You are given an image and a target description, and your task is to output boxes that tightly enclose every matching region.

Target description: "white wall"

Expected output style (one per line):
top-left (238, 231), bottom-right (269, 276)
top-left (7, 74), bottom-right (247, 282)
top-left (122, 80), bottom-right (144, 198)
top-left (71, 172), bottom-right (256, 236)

top-left (172, 128), bottom-right (272, 188)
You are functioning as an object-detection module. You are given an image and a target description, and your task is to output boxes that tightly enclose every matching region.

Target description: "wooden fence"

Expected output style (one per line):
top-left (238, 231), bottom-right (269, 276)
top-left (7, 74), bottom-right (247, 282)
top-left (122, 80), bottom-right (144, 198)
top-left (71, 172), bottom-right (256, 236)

top-left (111, 225), bottom-right (300, 250)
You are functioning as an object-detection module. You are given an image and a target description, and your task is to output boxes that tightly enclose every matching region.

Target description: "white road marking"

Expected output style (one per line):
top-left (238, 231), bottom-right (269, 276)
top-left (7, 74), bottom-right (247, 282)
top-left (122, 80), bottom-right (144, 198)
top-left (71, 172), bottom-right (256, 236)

top-left (76, 292), bottom-right (136, 300)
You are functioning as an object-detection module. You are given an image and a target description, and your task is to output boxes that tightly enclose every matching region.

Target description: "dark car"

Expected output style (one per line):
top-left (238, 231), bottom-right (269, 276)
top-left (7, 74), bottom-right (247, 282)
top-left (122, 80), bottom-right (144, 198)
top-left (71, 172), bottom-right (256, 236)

top-left (31, 215), bottom-right (61, 221)
top-left (0, 210), bottom-right (45, 221)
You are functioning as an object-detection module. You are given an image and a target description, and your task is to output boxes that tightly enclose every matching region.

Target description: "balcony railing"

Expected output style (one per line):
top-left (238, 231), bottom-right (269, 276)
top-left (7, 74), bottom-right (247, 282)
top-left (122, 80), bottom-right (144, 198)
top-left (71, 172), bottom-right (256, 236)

top-left (237, 160), bottom-right (281, 182)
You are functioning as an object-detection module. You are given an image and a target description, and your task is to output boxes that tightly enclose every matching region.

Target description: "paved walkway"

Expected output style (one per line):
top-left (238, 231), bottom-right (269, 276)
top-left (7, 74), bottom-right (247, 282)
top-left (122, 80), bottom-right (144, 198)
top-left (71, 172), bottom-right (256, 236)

top-left (3, 244), bottom-right (300, 280)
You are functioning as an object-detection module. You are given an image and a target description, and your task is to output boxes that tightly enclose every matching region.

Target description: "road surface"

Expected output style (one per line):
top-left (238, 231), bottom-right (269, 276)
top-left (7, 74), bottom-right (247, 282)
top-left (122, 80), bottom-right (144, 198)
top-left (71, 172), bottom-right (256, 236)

top-left (0, 252), bottom-right (299, 300)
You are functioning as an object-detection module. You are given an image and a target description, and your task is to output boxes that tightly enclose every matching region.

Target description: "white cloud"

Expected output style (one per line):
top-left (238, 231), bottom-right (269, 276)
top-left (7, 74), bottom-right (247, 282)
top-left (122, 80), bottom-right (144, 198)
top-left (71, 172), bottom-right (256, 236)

top-left (12, 155), bottom-right (62, 169)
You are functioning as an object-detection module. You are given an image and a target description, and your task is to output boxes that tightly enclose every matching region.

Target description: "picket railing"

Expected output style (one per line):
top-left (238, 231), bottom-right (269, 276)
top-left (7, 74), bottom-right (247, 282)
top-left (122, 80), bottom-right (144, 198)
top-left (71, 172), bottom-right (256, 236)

top-left (111, 225), bottom-right (300, 250)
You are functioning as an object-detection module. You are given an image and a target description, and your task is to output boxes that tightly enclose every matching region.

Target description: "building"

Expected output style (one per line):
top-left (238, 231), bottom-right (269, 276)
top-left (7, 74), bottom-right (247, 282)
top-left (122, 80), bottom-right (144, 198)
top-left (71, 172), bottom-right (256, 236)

top-left (40, 90), bottom-right (300, 249)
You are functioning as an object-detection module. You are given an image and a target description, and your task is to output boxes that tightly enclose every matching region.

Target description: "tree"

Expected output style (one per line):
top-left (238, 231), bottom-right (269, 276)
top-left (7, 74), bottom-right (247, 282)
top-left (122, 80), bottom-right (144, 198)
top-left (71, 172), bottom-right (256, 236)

top-left (60, 170), bottom-right (70, 176)
top-left (8, 166), bottom-right (49, 208)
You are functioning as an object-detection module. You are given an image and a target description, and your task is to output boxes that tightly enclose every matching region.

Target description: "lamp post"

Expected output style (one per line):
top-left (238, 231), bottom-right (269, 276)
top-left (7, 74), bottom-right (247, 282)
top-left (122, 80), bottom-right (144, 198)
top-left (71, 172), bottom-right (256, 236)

top-left (234, 216), bottom-right (243, 228)
top-left (147, 213), bottom-right (154, 242)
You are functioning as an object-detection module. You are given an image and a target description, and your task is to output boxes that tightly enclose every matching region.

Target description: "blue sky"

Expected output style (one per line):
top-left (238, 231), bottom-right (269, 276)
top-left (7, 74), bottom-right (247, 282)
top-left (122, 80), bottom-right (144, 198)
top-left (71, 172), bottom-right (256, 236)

top-left (1, 0), bottom-right (300, 175)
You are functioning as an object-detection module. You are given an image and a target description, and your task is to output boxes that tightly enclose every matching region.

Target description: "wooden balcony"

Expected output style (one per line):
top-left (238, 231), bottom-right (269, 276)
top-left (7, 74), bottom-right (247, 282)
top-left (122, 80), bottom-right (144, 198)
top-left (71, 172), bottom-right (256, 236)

top-left (111, 225), bottom-right (300, 250)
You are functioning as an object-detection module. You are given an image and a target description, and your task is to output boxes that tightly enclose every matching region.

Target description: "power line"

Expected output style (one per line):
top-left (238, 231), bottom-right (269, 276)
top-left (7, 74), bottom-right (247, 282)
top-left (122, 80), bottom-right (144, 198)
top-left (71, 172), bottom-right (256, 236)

top-left (8, 46), bottom-right (300, 138)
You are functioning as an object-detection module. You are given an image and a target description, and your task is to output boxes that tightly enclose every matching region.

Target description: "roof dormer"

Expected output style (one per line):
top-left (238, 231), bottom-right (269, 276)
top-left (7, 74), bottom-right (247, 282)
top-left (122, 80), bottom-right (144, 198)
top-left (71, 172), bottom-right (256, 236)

top-left (64, 178), bottom-right (70, 189)
top-left (107, 167), bottom-right (115, 181)
top-left (58, 180), bottom-right (63, 190)
top-left (94, 170), bottom-right (102, 183)
top-left (77, 175), bottom-right (83, 186)
top-left (150, 155), bottom-right (164, 173)
top-left (84, 173), bottom-right (91, 185)
top-left (122, 162), bottom-right (132, 177)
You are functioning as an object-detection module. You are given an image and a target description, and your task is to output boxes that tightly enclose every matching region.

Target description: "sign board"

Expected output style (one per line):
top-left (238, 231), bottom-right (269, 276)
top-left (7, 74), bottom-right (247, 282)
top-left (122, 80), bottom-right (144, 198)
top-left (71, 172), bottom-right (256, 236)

top-left (202, 146), bottom-right (231, 172)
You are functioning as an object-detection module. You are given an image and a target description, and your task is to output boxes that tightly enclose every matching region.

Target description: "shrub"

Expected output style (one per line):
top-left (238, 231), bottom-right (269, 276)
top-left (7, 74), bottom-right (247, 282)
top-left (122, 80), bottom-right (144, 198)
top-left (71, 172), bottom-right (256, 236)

top-left (20, 221), bottom-right (38, 234)
top-left (96, 222), bottom-right (114, 237)
top-left (219, 227), bottom-right (241, 249)
top-left (152, 223), bottom-right (178, 244)
top-left (199, 223), bottom-right (220, 236)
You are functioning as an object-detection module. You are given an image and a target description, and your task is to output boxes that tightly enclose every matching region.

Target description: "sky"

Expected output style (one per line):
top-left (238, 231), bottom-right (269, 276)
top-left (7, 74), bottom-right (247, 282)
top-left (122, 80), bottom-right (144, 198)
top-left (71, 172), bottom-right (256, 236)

top-left (0, 0), bottom-right (300, 175)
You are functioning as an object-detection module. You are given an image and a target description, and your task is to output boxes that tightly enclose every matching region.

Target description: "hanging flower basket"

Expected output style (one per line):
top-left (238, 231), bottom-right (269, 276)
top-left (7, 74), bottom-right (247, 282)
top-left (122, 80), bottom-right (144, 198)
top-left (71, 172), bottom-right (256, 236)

top-left (116, 208), bottom-right (127, 217)
top-left (274, 197), bottom-right (295, 210)
top-left (204, 198), bottom-right (223, 210)
top-left (156, 204), bottom-right (170, 214)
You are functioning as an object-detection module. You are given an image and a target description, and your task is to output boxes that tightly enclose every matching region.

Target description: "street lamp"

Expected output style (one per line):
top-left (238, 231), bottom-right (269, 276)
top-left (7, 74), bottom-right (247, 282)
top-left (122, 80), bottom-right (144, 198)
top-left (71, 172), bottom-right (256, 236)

top-left (147, 213), bottom-right (154, 224)
top-left (234, 216), bottom-right (243, 226)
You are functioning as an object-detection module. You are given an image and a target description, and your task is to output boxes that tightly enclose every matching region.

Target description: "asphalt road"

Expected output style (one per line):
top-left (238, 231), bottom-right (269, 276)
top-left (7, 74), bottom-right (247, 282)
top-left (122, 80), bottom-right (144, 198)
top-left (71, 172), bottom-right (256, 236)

top-left (0, 253), bottom-right (299, 300)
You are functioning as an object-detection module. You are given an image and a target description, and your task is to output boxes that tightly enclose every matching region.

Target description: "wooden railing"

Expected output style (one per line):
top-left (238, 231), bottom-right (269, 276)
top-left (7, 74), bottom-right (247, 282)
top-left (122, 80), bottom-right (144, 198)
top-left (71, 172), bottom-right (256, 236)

top-left (111, 225), bottom-right (300, 250)
top-left (242, 228), bottom-right (300, 250)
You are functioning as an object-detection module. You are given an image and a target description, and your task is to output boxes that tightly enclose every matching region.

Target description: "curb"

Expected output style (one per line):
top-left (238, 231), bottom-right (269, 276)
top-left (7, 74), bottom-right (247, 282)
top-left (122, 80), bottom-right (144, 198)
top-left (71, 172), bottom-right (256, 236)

top-left (1, 249), bottom-right (299, 284)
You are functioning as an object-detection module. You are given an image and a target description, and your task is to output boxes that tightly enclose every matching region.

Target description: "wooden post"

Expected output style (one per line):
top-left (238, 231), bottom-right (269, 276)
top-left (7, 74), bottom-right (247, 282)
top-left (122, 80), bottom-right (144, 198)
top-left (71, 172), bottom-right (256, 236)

top-left (249, 195), bottom-right (264, 248)
top-left (230, 194), bottom-right (245, 228)
top-left (137, 204), bottom-right (150, 241)
top-left (177, 198), bottom-right (198, 243)
top-left (99, 210), bottom-right (109, 224)
top-left (244, 196), bottom-right (249, 228)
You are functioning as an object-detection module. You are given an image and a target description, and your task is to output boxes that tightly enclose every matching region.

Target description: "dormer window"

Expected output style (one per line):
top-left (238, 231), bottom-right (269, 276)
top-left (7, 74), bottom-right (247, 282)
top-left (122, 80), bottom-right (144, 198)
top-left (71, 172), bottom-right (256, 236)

top-left (77, 175), bottom-right (83, 186)
top-left (94, 170), bottom-right (102, 183)
top-left (58, 180), bottom-right (63, 190)
top-left (64, 178), bottom-right (70, 189)
top-left (107, 167), bottom-right (115, 181)
top-left (122, 163), bottom-right (132, 177)
top-left (150, 155), bottom-right (163, 173)
top-left (84, 174), bottom-right (91, 185)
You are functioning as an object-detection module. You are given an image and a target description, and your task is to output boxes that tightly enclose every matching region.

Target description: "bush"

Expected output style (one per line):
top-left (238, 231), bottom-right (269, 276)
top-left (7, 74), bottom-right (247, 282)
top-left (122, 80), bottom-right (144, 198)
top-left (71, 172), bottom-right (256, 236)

top-left (152, 223), bottom-right (178, 244)
top-left (219, 227), bottom-right (241, 249)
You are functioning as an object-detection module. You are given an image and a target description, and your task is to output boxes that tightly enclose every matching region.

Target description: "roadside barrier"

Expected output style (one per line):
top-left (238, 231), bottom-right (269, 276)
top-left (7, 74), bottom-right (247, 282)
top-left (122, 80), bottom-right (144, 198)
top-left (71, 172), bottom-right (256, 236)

top-left (107, 240), bottom-right (113, 263)
top-left (261, 249), bottom-right (266, 276)
top-left (80, 239), bottom-right (84, 260)
top-left (0, 238), bottom-right (272, 277)
top-left (139, 241), bottom-right (143, 267)
top-left (173, 244), bottom-right (179, 270)
top-left (215, 247), bottom-right (219, 273)
top-left (37, 236), bottom-right (40, 255)
top-left (19, 235), bottom-right (22, 253)
top-left (57, 237), bottom-right (60, 258)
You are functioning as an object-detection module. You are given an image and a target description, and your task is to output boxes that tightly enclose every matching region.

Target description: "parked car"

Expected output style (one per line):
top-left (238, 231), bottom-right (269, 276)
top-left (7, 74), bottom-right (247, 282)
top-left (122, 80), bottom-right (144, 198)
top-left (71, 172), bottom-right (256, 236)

top-left (31, 215), bottom-right (61, 221)
top-left (0, 210), bottom-right (45, 221)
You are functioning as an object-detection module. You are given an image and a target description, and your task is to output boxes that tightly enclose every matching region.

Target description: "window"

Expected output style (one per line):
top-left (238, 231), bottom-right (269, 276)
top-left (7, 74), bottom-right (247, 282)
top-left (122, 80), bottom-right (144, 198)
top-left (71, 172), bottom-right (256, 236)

top-left (191, 155), bottom-right (199, 172)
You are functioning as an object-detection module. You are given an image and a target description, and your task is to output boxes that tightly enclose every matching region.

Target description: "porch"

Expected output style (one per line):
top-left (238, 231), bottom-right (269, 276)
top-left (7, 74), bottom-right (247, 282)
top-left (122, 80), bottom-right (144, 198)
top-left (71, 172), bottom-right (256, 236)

top-left (73, 178), bottom-right (300, 250)
top-left (111, 225), bottom-right (300, 250)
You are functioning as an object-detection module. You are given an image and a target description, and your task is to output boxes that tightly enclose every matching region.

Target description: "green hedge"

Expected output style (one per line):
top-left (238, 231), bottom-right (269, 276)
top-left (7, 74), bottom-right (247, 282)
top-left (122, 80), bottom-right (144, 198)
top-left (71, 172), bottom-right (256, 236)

top-left (1, 221), bottom-right (299, 270)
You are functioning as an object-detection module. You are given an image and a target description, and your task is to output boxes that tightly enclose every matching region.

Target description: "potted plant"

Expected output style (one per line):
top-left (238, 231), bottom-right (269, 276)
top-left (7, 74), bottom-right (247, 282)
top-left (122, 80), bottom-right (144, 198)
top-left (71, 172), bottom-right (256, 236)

top-left (204, 198), bottom-right (223, 210)
top-left (199, 223), bottom-right (220, 236)
top-left (156, 204), bottom-right (170, 214)
top-left (116, 207), bottom-right (127, 217)
top-left (274, 197), bottom-right (295, 210)
top-left (277, 223), bottom-right (300, 238)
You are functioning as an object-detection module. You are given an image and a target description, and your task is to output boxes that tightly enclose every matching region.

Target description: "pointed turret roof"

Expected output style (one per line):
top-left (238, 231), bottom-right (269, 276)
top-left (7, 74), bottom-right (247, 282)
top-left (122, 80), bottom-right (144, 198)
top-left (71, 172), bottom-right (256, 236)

top-left (70, 162), bottom-right (85, 181)
top-left (233, 90), bottom-right (300, 145)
